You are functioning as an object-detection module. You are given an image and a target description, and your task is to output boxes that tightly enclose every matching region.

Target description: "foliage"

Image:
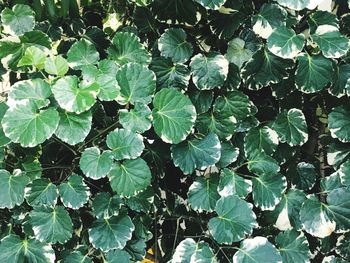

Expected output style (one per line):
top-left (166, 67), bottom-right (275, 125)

top-left (0, 0), bottom-right (350, 262)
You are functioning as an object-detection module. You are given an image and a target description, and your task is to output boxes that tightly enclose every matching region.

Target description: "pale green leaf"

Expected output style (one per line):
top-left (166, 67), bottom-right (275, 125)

top-left (108, 32), bottom-right (150, 66)
top-left (233, 236), bottom-right (282, 263)
top-left (267, 26), bottom-right (304, 59)
top-left (0, 169), bottom-right (29, 209)
top-left (67, 38), bottom-right (99, 69)
top-left (106, 129), bottom-right (144, 160)
top-left (52, 76), bottom-right (99, 114)
top-left (119, 104), bottom-right (152, 133)
top-left (190, 52), bottom-right (229, 90)
top-left (59, 174), bottom-right (90, 209)
top-left (116, 62), bottom-right (156, 105)
top-left (218, 168), bottom-right (252, 198)
top-left (55, 109), bottom-right (92, 145)
top-left (2, 100), bottom-right (59, 147)
top-left (187, 174), bottom-right (220, 212)
top-left (44, 55), bottom-right (69, 76)
top-left (1, 4), bottom-right (35, 36)
top-left (80, 147), bottom-right (113, 180)
top-left (312, 25), bottom-right (349, 58)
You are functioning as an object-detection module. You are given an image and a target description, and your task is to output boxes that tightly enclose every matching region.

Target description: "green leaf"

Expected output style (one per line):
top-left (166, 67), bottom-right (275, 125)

top-left (312, 25), bottom-right (350, 58)
top-left (195, 0), bottom-right (225, 9)
top-left (2, 100), bottom-right (59, 147)
top-left (88, 214), bottom-right (134, 252)
top-left (267, 26), bottom-right (304, 59)
top-left (339, 160), bottom-right (350, 186)
top-left (59, 174), bottom-right (90, 209)
top-left (244, 126), bottom-right (279, 157)
top-left (80, 147), bottom-right (113, 180)
top-left (119, 104), bottom-right (152, 133)
top-left (92, 192), bottom-right (122, 219)
top-left (44, 55), bottom-right (69, 76)
top-left (196, 111), bottom-right (236, 140)
top-left (187, 174), bottom-right (220, 212)
top-left (52, 76), bottom-right (99, 114)
top-left (63, 251), bottom-right (92, 263)
top-left (273, 189), bottom-right (307, 231)
top-left (106, 129), bottom-right (144, 160)
top-left (17, 46), bottom-right (46, 69)
top-left (225, 38), bottom-right (253, 68)
top-left (241, 47), bottom-right (294, 89)
top-left (1, 4), bottom-right (35, 36)
top-left (7, 78), bottom-right (51, 108)
top-left (0, 234), bottom-right (55, 263)
top-left (108, 32), bottom-right (150, 66)
top-left (25, 178), bottom-right (58, 207)
top-left (276, 229), bottom-right (311, 263)
top-left (158, 28), bottom-right (193, 63)
top-left (321, 171), bottom-right (343, 192)
top-left (171, 133), bottom-right (221, 175)
top-left (0, 169), bottom-right (29, 209)
top-left (218, 168), bottom-right (252, 198)
top-left (116, 62), bottom-right (156, 105)
top-left (190, 52), bottom-right (229, 90)
top-left (327, 141), bottom-right (350, 168)
top-left (83, 60), bottom-right (120, 101)
top-left (276, 0), bottom-right (315, 10)
top-left (217, 142), bottom-right (239, 168)
top-left (251, 3), bottom-right (287, 38)
top-left (328, 105), bottom-right (350, 143)
top-left (330, 64), bottom-right (350, 97)
top-left (153, 0), bottom-right (199, 25)
top-left (326, 187), bottom-right (350, 232)
top-left (125, 187), bottom-right (154, 213)
top-left (108, 158), bottom-right (152, 197)
top-left (272, 109), bottom-right (308, 146)
top-left (67, 38), bottom-right (99, 69)
top-left (247, 151), bottom-right (280, 176)
top-left (290, 162), bottom-right (317, 191)
top-left (152, 88), bottom-right (196, 144)
top-left (233, 236), bottom-right (282, 263)
top-left (29, 205), bottom-right (73, 244)
top-left (106, 250), bottom-right (131, 263)
top-left (336, 232), bottom-right (350, 261)
top-left (308, 10), bottom-right (338, 33)
top-left (55, 109), bottom-right (92, 145)
top-left (189, 90), bottom-right (214, 114)
top-left (213, 90), bottom-right (257, 120)
top-left (170, 239), bottom-right (217, 263)
top-left (295, 53), bottom-right (333, 93)
top-left (300, 195), bottom-right (336, 238)
top-left (208, 195), bottom-right (257, 244)
top-left (209, 1), bottom-right (252, 40)
top-left (150, 57), bottom-right (190, 90)
top-left (252, 173), bottom-right (287, 210)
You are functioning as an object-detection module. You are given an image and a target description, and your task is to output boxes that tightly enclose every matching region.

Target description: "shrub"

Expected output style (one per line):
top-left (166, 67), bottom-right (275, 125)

top-left (0, 0), bottom-right (350, 262)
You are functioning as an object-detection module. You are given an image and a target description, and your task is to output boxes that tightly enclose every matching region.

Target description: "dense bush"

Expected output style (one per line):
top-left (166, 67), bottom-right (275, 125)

top-left (0, 0), bottom-right (350, 262)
